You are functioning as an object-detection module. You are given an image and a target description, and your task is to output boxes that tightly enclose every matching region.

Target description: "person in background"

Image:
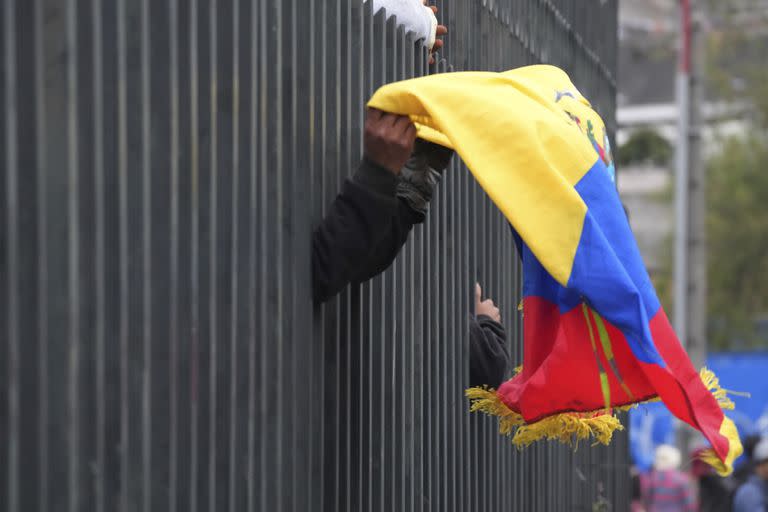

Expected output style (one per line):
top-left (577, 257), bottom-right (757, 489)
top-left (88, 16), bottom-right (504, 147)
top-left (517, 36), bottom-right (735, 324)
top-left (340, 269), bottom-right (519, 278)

top-left (733, 436), bottom-right (768, 512)
top-left (640, 444), bottom-right (697, 512)
top-left (470, 283), bottom-right (511, 388)
top-left (630, 466), bottom-right (646, 512)
top-left (733, 434), bottom-right (764, 487)
top-left (690, 446), bottom-right (736, 512)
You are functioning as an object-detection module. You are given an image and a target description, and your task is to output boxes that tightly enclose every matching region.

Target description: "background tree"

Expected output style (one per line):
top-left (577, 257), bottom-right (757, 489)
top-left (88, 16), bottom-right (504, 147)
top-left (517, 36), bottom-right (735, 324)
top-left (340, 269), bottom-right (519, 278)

top-left (701, 0), bottom-right (768, 349)
top-left (617, 129), bottom-right (673, 167)
top-left (706, 136), bottom-right (768, 349)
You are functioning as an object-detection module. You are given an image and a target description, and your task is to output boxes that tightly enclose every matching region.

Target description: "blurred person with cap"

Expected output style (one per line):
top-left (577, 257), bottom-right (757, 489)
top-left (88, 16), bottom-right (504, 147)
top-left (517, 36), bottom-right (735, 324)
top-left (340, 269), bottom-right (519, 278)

top-left (640, 444), bottom-right (697, 512)
top-left (691, 446), bottom-right (736, 512)
top-left (733, 437), bottom-right (768, 512)
top-left (733, 434), bottom-right (764, 487)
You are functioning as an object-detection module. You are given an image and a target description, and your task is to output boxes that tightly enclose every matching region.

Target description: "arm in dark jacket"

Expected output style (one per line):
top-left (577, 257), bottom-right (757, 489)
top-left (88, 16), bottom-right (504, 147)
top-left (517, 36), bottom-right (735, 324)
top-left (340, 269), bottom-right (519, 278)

top-left (312, 158), bottom-right (415, 303)
top-left (353, 139), bottom-right (454, 281)
top-left (348, 197), bottom-right (423, 285)
top-left (469, 315), bottom-right (511, 388)
top-left (312, 141), bottom-right (454, 304)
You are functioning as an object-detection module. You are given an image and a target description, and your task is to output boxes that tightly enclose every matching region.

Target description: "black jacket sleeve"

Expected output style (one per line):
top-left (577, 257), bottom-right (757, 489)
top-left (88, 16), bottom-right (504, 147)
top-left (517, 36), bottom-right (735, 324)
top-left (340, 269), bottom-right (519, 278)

top-left (312, 142), bottom-right (454, 304)
top-left (311, 158), bottom-right (421, 303)
top-left (347, 195), bottom-right (422, 284)
top-left (469, 315), bottom-right (511, 388)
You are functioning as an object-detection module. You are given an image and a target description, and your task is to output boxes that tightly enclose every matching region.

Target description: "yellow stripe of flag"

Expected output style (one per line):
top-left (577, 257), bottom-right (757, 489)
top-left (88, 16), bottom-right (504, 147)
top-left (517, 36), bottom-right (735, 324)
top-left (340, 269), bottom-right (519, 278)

top-left (368, 66), bottom-right (600, 285)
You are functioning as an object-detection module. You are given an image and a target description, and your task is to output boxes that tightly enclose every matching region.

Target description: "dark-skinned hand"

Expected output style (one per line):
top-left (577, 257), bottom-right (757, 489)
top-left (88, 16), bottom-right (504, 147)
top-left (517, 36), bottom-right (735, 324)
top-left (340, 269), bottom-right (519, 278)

top-left (363, 107), bottom-right (417, 175)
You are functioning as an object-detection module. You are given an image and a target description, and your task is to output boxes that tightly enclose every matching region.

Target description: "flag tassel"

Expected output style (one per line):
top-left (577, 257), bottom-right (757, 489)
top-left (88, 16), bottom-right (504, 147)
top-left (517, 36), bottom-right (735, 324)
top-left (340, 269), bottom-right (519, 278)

top-left (699, 366), bottom-right (748, 410)
top-left (465, 387), bottom-right (623, 448)
top-left (466, 367), bottom-right (742, 458)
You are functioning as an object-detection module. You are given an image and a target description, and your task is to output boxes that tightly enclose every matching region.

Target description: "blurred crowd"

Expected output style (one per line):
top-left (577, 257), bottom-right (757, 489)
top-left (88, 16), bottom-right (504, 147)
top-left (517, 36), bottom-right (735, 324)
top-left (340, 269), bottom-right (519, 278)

top-left (631, 435), bottom-right (768, 511)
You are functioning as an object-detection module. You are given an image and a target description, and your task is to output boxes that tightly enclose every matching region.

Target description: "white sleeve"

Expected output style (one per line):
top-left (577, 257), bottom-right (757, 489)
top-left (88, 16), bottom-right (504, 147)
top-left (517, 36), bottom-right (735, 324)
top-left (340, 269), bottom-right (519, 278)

top-left (367, 0), bottom-right (438, 48)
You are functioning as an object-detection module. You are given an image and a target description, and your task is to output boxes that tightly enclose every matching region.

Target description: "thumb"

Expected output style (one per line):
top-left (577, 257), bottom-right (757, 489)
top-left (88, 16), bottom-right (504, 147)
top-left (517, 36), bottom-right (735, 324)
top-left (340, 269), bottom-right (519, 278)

top-left (475, 283), bottom-right (482, 305)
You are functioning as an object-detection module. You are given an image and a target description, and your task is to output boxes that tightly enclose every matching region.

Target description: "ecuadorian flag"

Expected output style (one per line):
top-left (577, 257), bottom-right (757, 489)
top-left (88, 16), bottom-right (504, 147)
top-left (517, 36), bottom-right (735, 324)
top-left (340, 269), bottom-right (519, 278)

top-left (368, 65), bottom-right (742, 475)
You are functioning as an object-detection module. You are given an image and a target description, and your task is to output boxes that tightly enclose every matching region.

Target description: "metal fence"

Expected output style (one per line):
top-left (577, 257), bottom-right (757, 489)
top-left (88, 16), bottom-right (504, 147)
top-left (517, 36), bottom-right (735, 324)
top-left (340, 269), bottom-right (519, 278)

top-left (1, 0), bottom-right (625, 511)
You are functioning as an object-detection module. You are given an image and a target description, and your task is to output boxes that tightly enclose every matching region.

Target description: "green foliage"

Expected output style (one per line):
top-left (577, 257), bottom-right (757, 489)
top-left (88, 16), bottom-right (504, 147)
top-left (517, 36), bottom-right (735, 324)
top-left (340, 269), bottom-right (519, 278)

top-left (704, 14), bottom-right (768, 126)
top-left (707, 135), bottom-right (768, 349)
top-left (694, 5), bottom-right (768, 349)
top-left (650, 235), bottom-right (675, 317)
top-left (617, 129), bottom-right (673, 167)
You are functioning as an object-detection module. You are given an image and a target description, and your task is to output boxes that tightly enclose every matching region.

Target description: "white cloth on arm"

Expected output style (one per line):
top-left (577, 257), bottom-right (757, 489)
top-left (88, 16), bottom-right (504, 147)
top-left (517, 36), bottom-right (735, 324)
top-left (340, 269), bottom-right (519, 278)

top-left (367, 0), bottom-right (438, 48)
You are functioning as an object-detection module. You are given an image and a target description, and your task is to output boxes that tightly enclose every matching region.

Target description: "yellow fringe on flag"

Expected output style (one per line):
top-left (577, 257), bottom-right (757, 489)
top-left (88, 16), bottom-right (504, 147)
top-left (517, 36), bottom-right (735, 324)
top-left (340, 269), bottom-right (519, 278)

top-left (697, 416), bottom-right (743, 477)
top-left (512, 412), bottom-right (623, 447)
top-left (465, 367), bottom-right (744, 457)
top-left (464, 386), bottom-right (623, 447)
top-left (696, 367), bottom-right (747, 476)
top-left (699, 366), bottom-right (750, 410)
top-left (465, 387), bottom-right (524, 435)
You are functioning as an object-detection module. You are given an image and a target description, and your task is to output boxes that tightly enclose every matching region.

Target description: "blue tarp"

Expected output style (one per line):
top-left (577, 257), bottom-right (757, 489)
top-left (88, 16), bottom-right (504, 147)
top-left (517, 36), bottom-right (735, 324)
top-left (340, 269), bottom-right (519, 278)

top-left (630, 351), bottom-right (768, 471)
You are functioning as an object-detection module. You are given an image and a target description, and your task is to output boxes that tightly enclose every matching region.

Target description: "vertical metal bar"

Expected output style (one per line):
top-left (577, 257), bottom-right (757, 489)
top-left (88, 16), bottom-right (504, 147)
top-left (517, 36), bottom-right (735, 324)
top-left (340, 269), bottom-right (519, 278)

top-left (331, 1), bottom-right (342, 509)
top-left (207, 0), bottom-right (219, 508)
top-left (289, 0), bottom-right (303, 506)
top-left (188, 0), bottom-right (200, 509)
top-left (343, 3), bottom-right (353, 510)
top-left (246, 0), bottom-right (259, 507)
top-left (168, 0), bottom-right (180, 509)
top-left (461, 137), bottom-right (470, 512)
top-left (363, 5), bottom-right (371, 507)
top-left (257, 0), bottom-right (270, 507)
top-left (92, 0), bottom-right (106, 508)
top-left (65, 0), bottom-right (81, 509)
top-left (227, 0), bottom-right (240, 510)
top-left (361, 7), bottom-right (372, 511)
top-left (4, 0), bottom-right (19, 510)
top-left (383, 15), bottom-right (395, 512)
top-left (116, 0), bottom-right (130, 509)
top-left (423, 125), bottom-right (432, 512)
top-left (33, 0), bottom-right (49, 508)
top-left (413, 43), bottom-right (425, 512)
top-left (372, 13), bottom-right (386, 512)
top-left (310, 0), bottom-right (320, 504)
top-left (140, 0), bottom-right (152, 507)
top-left (438, 57), bottom-right (448, 512)
top-left (316, 0), bottom-right (328, 509)
top-left (391, 26), bottom-right (407, 510)
top-left (306, 0), bottom-right (320, 507)
top-left (404, 34), bottom-right (415, 512)
top-left (274, 0), bottom-right (285, 507)
top-left (456, 131), bottom-right (465, 512)
top-left (350, 4), bottom-right (364, 511)
top-left (448, 123), bottom-right (457, 512)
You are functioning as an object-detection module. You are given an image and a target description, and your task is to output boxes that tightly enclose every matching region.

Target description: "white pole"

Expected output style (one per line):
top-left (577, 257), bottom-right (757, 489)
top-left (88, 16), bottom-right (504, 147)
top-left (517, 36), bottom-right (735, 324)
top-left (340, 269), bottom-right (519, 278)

top-left (674, 0), bottom-right (691, 346)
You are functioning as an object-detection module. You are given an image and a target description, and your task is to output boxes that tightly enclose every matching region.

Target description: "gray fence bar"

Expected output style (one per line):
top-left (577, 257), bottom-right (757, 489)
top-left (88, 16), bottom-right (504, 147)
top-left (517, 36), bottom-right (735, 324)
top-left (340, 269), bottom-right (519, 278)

top-left (1, 0), bottom-right (626, 510)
